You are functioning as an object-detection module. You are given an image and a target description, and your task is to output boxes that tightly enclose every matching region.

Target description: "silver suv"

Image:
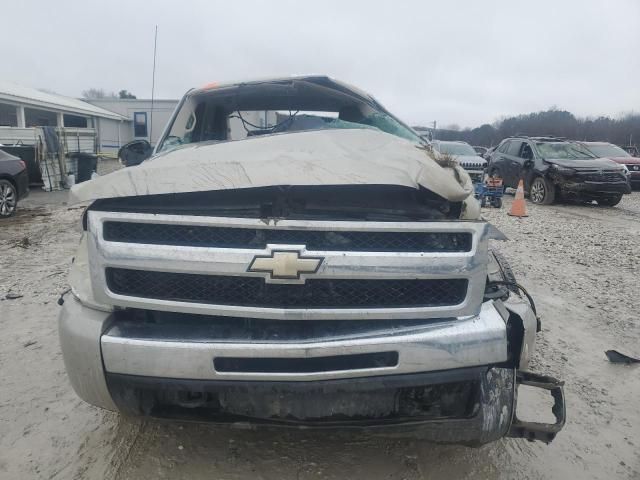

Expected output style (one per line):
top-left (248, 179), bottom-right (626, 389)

top-left (59, 76), bottom-right (564, 445)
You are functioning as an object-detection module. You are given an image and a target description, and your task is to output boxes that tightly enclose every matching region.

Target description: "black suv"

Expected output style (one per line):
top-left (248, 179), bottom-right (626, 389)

top-left (487, 136), bottom-right (631, 206)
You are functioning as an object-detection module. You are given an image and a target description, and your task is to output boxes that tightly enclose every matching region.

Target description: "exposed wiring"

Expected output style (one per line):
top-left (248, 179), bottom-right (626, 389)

top-left (483, 284), bottom-right (509, 300)
top-left (487, 280), bottom-right (538, 316)
top-left (57, 287), bottom-right (71, 306)
top-left (229, 109), bottom-right (300, 134)
top-left (230, 82), bottom-right (301, 134)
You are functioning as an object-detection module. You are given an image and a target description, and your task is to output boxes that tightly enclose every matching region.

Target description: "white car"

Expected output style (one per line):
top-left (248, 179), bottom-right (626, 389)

top-left (432, 140), bottom-right (487, 180)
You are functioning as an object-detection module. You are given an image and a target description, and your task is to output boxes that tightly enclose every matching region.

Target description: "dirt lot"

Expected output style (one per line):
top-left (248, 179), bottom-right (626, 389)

top-left (1, 189), bottom-right (639, 480)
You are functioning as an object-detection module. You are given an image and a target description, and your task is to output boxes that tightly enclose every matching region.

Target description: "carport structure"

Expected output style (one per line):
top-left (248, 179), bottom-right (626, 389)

top-left (0, 81), bottom-right (127, 152)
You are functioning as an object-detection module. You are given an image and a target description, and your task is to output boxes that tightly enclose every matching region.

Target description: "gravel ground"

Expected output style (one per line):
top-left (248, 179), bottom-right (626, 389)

top-left (0, 190), bottom-right (638, 480)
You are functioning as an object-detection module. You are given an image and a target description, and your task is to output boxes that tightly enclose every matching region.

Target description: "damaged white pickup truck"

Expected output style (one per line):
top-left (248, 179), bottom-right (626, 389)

top-left (60, 76), bottom-right (565, 445)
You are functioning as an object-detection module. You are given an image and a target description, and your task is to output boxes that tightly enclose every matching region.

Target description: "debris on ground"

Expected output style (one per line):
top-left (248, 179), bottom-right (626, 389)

top-left (12, 237), bottom-right (31, 249)
top-left (605, 350), bottom-right (640, 364)
top-left (5, 293), bottom-right (24, 300)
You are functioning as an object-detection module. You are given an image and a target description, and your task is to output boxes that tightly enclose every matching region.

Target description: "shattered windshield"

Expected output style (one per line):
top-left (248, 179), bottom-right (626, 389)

top-left (157, 80), bottom-right (423, 152)
top-left (437, 142), bottom-right (477, 156)
top-left (584, 143), bottom-right (630, 158)
top-left (535, 142), bottom-right (595, 160)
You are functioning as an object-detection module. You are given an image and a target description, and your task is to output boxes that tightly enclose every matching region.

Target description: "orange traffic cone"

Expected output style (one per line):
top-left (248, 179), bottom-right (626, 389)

top-left (508, 179), bottom-right (528, 217)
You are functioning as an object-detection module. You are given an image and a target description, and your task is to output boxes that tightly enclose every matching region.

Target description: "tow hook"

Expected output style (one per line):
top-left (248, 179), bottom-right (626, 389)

top-left (508, 371), bottom-right (566, 444)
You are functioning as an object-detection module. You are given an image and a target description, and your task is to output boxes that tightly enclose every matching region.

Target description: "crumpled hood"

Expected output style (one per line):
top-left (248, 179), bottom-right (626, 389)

top-left (70, 129), bottom-right (474, 204)
top-left (545, 157), bottom-right (622, 169)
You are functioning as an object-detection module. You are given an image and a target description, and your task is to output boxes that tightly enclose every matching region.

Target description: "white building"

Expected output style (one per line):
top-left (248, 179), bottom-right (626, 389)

top-left (85, 98), bottom-right (179, 152)
top-left (0, 82), bottom-right (180, 156)
top-left (0, 81), bottom-right (127, 153)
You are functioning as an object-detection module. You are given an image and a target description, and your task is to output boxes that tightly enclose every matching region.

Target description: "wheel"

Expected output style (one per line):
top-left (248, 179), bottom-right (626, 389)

top-left (491, 197), bottom-right (503, 208)
top-left (0, 179), bottom-right (17, 218)
top-left (529, 177), bottom-right (555, 205)
top-left (597, 194), bottom-right (623, 207)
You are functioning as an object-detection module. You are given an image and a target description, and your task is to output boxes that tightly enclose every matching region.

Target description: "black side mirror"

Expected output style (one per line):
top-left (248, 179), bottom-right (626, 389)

top-left (524, 159), bottom-right (534, 168)
top-left (118, 140), bottom-right (152, 167)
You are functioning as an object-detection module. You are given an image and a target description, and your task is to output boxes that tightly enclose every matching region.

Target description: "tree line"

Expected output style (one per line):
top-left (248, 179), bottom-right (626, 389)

top-left (415, 109), bottom-right (640, 147)
top-left (81, 88), bottom-right (137, 99)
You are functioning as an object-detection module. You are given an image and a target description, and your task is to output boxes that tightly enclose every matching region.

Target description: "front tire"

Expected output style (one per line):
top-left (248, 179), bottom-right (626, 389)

top-left (529, 177), bottom-right (555, 205)
top-left (597, 194), bottom-right (623, 207)
top-left (0, 179), bottom-right (17, 218)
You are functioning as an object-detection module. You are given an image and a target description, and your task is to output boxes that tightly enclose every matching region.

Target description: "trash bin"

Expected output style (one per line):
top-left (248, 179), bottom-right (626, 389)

top-left (70, 153), bottom-right (98, 183)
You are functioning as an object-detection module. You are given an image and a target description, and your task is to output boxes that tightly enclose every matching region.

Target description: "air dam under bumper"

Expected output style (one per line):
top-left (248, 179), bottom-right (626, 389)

top-left (106, 367), bottom-right (516, 445)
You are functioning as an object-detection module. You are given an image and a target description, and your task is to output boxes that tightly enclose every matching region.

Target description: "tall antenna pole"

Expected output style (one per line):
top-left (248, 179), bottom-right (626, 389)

top-left (149, 25), bottom-right (158, 145)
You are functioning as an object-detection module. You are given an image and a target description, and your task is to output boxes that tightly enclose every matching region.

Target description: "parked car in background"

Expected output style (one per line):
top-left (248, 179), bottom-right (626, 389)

top-left (0, 149), bottom-right (29, 217)
top-left (579, 141), bottom-right (640, 189)
top-left (473, 145), bottom-right (488, 157)
top-left (431, 140), bottom-right (487, 181)
top-left (487, 136), bottom-right (631, 206)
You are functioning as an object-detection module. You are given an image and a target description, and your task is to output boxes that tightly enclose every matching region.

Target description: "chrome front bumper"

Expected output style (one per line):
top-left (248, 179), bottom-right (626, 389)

top-left (59, 295), bottom-right (515, 411)
top-left (100, 302), bottom-right (508, 382)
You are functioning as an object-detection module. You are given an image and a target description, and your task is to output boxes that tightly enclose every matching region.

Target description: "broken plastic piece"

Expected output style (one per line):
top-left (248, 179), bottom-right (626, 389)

top-left (605, 350), bottom-right (640, 364)
top-left (487, 223), bottom-right (508, 241)
top-left (508, 371), bottom-right (566, 444)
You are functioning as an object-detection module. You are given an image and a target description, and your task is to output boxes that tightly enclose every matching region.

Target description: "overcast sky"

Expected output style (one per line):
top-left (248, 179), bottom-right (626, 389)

top-left (2, 0), bottom-right (639, 128)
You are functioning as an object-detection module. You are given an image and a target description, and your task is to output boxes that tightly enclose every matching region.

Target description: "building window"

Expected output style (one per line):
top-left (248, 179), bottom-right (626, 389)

top-left (0, 103), bottom-right (18, 126)
top-left (63, 114), bottom-right (88, 128)
top-left (134, 112), bottom-right (147, 137)
top-left (24, 107), bottom-right (57, 127)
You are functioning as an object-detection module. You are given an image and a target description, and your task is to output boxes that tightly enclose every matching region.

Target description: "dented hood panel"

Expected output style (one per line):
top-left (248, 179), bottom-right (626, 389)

top-left (70, 129), bottom-right (473, 204)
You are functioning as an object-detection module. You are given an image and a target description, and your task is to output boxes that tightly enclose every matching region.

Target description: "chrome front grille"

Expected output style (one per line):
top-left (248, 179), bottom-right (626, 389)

top-left (459, 162), bottom-right (485, 170)
top-left (88, 211), bottom-right (489, 320)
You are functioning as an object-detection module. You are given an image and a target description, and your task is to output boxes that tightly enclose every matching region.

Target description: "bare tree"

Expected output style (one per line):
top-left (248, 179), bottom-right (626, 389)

top-left (81, 88), bottom-right (116, 99)
top-left (420, 109), bottom-right (640, 148)
top-left (118, 90), bottom-right (137, 99)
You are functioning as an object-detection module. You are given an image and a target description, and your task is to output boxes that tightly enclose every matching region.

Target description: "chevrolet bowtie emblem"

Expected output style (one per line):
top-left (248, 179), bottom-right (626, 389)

top-left (248, 250), bottom-right (323, 281)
